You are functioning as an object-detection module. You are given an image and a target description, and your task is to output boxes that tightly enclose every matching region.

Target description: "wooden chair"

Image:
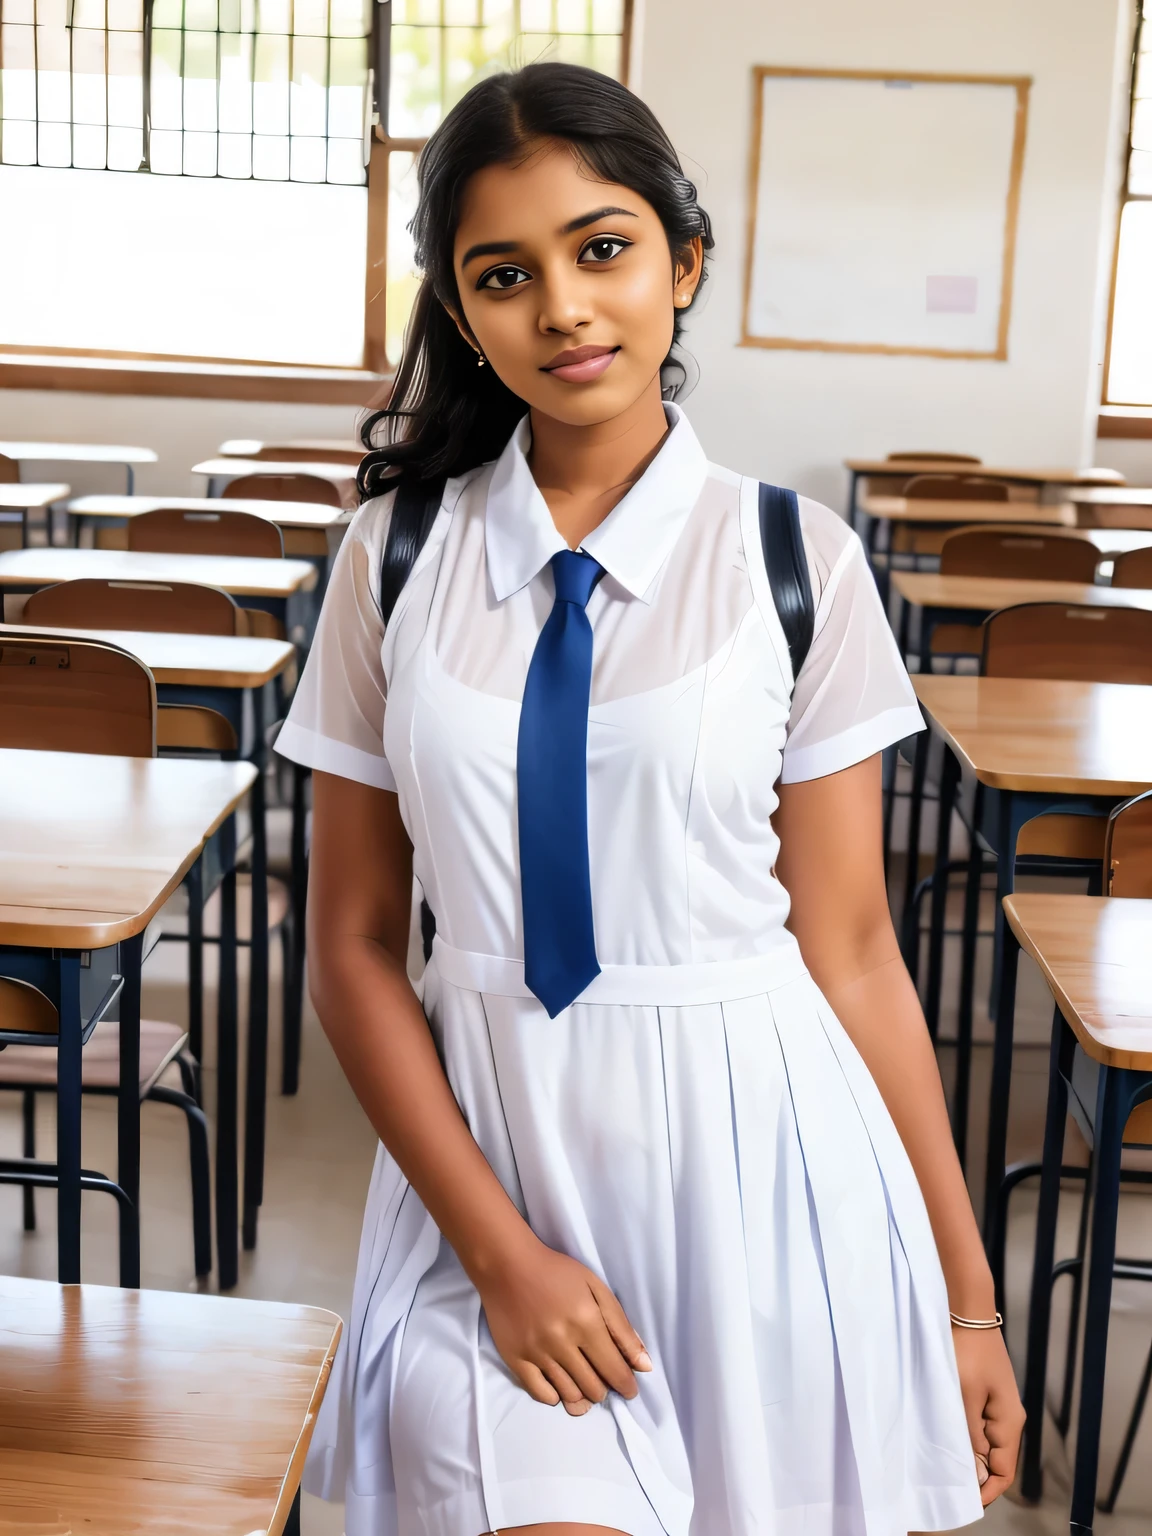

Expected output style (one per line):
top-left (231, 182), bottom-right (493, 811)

top-left (982, 601), bottom-right (1152, 687)
top-left (889, 472), bottom-right (1015, 563)
top-left (128, 507), bottom-right (285, 559)
top-left (928, 528), bottom-right (1102, 661)
top-left (0, 453), bottom-right (19, 483)
top-left (1111, 546), bottom-right (1152, 588)
top-left (126, 509), bottom-right (286, 639)
top-left (24, 577), bottom-right (247, 636)
top-left (0, 638), bottom-right (212, 1276)
top-left (1105, 787), bottom-right (1152, 896)
top-left (223, 473), bottom-right (343, 509)
top-left (0, 634), bottom-right (157, 756)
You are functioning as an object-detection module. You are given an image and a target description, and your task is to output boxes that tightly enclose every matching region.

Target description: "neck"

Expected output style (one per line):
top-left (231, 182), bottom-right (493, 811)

top-left (527, 376), bottom-right (670, 549)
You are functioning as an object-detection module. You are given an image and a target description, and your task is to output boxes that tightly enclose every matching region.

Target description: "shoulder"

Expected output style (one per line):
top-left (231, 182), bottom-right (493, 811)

top-left (795, 495), bottom-right (863, 610)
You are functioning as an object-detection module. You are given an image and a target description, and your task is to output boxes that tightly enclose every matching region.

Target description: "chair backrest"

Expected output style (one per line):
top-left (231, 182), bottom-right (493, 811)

top-left (0, 634), bottom-right (156, 756)
top-left (904, 473), bottom-right (1011, 502)
top-left (223, 472), bottom-right (343, 508)
top-left (940, 527), bottom-right (1099, 583)
top-left (128, 507), bottom-right (284, 559)
top-left (1104, 789), bottom-right (1152, 898)
top-left (1111, 547), bottom-right (1152, 590)
top-left (0, 454), bottom-right (19, 484)
top-left (981, 603), bottom-right (1152, 685)
top-left (23, 577), bottom-right (245, 636)
top-left (887, 452), bottom-right (982, 464)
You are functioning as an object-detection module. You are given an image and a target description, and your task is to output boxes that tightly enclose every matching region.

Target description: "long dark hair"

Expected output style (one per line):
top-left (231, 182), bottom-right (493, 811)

top-left (358, 62), bottom-right (714, 501)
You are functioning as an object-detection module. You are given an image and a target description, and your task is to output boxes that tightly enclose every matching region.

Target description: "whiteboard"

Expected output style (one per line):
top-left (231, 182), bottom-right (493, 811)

top-left (742, 70), bottom-right (1030, 358)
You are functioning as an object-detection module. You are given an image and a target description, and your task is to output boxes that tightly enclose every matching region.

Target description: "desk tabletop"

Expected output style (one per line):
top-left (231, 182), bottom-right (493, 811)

top-left (892, 571), bottom-right (1152, 614)
top-left (846, 459), bottom-right (1125, 486)
top-left (0, 1276), bottom-right (340, 1536)
top-left (193, 456), bottom-right (358, 489)
top-left (66, 493), bottom-right (348, 530)
top-left (0, 750), bottom-right (257, 947)
top-left (219, 437), bottom-right (364, 461)
top-left (912, 675), bottom-right (1152, 796)
top-left (1002, 894), bottom-right (1152, 1069)
top-left (0, 442), bottom-right (157, 465)
top-left (860, 494), bottom-right (1078, 526)
top-left (0, 624), bottom-right (294, 688)
top-left (1065, 485), bottom-right (1152, 506)
top-left (0, 547), bottom-right (318, 598)
top-left (0, 484), bottom-right (71, 511)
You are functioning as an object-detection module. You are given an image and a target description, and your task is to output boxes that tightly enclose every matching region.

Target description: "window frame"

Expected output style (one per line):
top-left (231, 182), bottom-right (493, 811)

top-left (0, 0), bottom-right (634, 399)
top-left (1101, 0), bottom-right (1150, 410)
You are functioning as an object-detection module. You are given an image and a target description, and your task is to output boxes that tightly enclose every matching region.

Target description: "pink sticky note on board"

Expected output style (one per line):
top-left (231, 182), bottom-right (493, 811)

top-left (926, 275), bottom-right (979, 313)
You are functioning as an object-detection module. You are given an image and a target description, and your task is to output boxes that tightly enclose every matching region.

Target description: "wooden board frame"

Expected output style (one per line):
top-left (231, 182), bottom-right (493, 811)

top-left (740, 66), bottom-right (1031, 361)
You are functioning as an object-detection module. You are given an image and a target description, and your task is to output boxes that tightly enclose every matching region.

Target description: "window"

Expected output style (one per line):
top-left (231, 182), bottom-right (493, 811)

top-left (1106, 0), bottom-right (1152, 405)
top-left (0, 0), bottom-right (631, 374)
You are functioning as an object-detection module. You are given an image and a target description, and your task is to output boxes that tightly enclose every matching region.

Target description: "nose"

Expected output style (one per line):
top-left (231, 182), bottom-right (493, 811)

top-left (536, 258), bottom-right (595, 337)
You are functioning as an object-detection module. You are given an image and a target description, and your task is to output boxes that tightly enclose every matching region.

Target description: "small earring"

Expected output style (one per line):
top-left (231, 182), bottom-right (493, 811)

top-left (476, 351), bottom-right (486, 367)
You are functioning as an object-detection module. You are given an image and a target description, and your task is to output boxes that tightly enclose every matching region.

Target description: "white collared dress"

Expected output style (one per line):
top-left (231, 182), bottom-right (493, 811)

top-left (276, 407), bottom-right (984, 1536)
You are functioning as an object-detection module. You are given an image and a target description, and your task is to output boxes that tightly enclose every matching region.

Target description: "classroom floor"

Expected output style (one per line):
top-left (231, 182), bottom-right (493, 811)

top-left (1, 797), bottom-right (1151, 1535)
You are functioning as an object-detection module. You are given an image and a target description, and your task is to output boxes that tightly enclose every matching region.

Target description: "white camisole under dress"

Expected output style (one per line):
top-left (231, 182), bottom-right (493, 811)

top-left (276, 405), bottom-right (985, 1536)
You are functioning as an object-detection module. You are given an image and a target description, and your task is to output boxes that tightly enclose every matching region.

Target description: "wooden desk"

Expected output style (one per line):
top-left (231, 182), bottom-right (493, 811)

top-left (0, 443), bottom-right (157, 494)
top-left (0, 1276), bottom-right (340, 1535)
top-left (1004, 894), bottom-right (1152, 1069)
top-left (0, 624), bottom-right (294, 690)
top-left (912, 675), bottom-right (1152, 796)
top-left (0, 484), bottom-right (71, 511)
top-left (1065, 485), bottom-right (1152, 507)
top-left (846, 458), bottom-right (1125, 486)
top-left (1001, 895), bottom-right (1152, 1527)
top-left (193, 457), bottom-right (358, 507)
top-left (0, 548), bottom-right (317, 601)
top-left (0, 751), bottom-right (256, 1288)
top-left (64, 493), bottom-right (348, 532)
top-left (219, 437), bottom-right (363, 464)
top-left (860, 493), bottom-right (1078, 526)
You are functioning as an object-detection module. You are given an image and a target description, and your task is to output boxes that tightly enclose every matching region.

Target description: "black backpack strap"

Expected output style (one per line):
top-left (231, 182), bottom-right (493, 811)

top-left (379, 475), bottom-right (448, 626)
top-left (758, 481), bottom-right (815, 683)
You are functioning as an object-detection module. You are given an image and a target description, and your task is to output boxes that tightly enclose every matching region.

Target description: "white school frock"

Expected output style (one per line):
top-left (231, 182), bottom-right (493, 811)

top-left (276, 405), bottom-right (984, 1536)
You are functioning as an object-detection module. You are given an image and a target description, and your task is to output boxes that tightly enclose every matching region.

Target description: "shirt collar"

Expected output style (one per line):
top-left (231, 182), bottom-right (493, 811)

top-left (484, 402), bottom-right (709, 604)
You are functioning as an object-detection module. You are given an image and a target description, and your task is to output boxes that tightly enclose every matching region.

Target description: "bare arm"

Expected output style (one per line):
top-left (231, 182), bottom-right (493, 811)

top-left (773, 753), bottom-right (1024, 1503)
top-left (307, 770), bottom-right (648, 1412)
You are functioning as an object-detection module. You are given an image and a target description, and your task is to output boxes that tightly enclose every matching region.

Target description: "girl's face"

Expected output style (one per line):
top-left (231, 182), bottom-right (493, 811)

top-left (450, 139), bottom-right (703, 427)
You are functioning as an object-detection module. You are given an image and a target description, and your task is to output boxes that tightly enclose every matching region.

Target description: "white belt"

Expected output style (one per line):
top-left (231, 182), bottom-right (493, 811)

top-left (429, 935), bottom-right (809, 1007)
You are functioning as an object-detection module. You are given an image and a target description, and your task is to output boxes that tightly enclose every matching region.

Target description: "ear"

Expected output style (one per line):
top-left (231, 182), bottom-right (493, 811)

top-left (672, 236), bottom-right (705, 305)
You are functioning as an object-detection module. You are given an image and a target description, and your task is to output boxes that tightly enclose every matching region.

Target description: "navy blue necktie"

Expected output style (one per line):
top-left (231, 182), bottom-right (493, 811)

top-left (517, 549), bottom-right (604, 1017)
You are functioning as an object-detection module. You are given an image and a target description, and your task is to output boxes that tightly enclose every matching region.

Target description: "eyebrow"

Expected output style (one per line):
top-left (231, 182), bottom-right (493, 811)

top-left (460, 206), bottom-right (639, 267)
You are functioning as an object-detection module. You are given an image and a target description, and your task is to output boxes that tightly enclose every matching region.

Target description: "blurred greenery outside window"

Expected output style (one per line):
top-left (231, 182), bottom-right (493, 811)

top-left (1106, 0), bottom-right (1152, 405)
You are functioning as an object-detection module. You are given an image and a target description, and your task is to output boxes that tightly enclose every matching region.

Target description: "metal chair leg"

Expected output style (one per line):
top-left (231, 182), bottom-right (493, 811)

top-left (924, 747), bottom-right (960, 1041)
top-left (952, 794), bottom-right (985, 1172)
top-left (1021, 1008), bottom-right (1075, 1502)
top-left (1070, 1065), bottom-right (1131, 1533)
top-left (186, 858), bottom-right (204, 1066)
top-left (282, 762), bottom-right (308, 1097)
top-left (984, 918), bottom-right (1020, 1277)
top-left (148, 1085), bottom-right (213, 1279)
top-left (1099, 1337), bottom-right (1152, 1514)
top-left (21, 1089), bottom-right (36, 1231)
top-left (1056, 1164), bottom-right (1094, 1438)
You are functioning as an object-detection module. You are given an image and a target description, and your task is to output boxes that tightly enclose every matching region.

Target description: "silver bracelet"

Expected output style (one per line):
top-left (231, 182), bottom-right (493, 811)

top-left (949, 1310), bottom-right (1003, 1330)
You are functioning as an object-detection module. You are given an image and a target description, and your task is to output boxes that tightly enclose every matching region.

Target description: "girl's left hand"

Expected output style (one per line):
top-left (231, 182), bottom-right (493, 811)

top-left (952, 1325), bottom-right (1026, 1504)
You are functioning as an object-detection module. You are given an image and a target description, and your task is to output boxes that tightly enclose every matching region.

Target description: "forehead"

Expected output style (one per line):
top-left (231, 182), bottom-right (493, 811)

top-left (453, 140), bottom-right (655, 247)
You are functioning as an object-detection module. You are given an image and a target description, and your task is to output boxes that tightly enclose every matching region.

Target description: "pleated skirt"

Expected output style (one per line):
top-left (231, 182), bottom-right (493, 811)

top-left (303, 963), bottom-right (985, 1536)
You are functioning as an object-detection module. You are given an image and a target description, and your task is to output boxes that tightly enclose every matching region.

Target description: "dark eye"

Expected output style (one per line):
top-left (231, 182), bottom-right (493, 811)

top-left (478, 264), bottom-right (531, 291)
top-left (578, 236), bottom-right (631, 265)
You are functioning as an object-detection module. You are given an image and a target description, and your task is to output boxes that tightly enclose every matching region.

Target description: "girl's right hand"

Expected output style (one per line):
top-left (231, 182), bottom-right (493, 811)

top-left (475, 1238), bottom-right (652, 1415)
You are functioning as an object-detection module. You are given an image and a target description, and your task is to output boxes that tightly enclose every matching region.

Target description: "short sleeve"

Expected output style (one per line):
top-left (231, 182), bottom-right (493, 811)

top-left (275, 492), bottom-right (398, 791)
top-left (778, 498), bottom-right (924, 784)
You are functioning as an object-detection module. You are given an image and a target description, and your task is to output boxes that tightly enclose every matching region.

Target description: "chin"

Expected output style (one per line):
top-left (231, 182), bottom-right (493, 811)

top-left (531, 379), bottom-right (648, 427)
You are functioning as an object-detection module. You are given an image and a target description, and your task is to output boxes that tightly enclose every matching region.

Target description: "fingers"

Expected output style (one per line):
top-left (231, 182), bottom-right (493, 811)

top-left (538, 1357), bottom-right (595, 1417)
top-left (516, 1360), bottom-right (561, 1408)
top-left (591, 1276), bottom-right (653, 1373)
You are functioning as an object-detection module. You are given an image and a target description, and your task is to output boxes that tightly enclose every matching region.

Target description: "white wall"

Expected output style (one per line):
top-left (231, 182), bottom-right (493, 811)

top-left (0, 0), bottom-right (1135, 505)
top-left (637, 0), bottom-right (1134, 508)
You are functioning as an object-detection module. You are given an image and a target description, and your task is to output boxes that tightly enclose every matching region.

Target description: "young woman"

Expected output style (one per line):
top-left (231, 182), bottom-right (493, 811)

top-left (277, 61), bottom-right (1024, 1536)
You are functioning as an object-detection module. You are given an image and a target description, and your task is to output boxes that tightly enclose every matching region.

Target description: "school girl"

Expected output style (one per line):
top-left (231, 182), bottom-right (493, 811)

top-left (276, 60), bottom-right (1024, 1536)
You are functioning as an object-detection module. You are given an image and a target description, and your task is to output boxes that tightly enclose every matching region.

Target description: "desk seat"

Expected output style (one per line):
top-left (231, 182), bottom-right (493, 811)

top-left (0, 1018), bottom-right (186, 1092)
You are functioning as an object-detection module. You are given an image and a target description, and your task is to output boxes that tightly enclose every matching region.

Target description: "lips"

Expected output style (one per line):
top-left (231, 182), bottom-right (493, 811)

top-left (541, 344), bottom-right (619, 384)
